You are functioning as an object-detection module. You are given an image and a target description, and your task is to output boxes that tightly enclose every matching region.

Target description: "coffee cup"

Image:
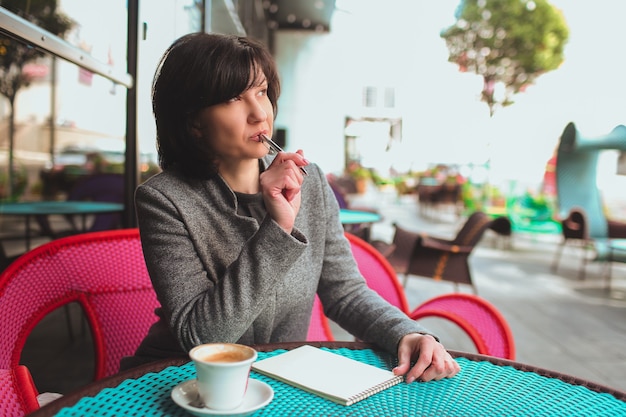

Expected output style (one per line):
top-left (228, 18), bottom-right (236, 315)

top-left (189, 343), bottom-right (257, 410)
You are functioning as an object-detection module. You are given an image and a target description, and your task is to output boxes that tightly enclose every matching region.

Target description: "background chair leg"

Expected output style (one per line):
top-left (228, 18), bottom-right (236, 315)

top-left (578, 251), bottom-right (588, 280)
top-left (551, 243), bottom-right (565, 273)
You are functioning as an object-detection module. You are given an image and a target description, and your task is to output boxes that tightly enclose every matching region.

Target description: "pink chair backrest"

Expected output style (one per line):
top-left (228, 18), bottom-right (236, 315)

top-left (0, 228), bottom-right (159, 411)
top-left (410, 293), bottom-right (515, 360)
top-left (306, 295), bottom-right (335, 342)
top-left (345, 232), bottom-right (410, 314)
top-left (0, 366), bottom-right (39, 417)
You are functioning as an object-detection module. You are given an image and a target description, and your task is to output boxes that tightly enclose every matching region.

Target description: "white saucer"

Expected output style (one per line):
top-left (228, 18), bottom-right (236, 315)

top-left (171, 378), bottom-right (273, 417)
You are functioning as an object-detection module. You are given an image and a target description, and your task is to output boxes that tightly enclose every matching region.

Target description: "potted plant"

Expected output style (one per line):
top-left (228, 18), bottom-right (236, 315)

top-left (346, 163), bottom-right (371, 194)
top-left (0, 162), bottom-right (28, 202)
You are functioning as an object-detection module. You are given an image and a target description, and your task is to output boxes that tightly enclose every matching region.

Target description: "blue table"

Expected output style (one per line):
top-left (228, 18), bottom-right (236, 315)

top-left (0, 201), bottom-right (124, 250)
top-left (30, 342), bottom-right (626, 416)
top-left (339, 209), bottom-right (381, 225)
top-left (339, 209), bottom-right (381, 242)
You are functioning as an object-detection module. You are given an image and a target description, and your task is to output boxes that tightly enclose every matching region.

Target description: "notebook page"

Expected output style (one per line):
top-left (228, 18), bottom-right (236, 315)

top-left (251, 345), bottom-right (403, 405)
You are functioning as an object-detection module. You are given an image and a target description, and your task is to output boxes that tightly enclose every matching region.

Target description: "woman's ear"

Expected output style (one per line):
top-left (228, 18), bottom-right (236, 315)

top-left (188, 119), bottom-right (203, 139)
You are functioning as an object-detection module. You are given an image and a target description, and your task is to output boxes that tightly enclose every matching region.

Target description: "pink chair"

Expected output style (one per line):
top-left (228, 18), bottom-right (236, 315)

top-left (344, 233), bottom-right (514, 359)
top-left (345, 232), bottom-right (410, 314)
top-left (0, 366), bottom-right (39, 417)
top-left (306, 295), bottom-right (335, 342)
top-left (306, 231), bottom-right (407, 342)
top-left (0, 229), bottom-right (159, 417)
top-left (410, 293), bottom-right (516, 360)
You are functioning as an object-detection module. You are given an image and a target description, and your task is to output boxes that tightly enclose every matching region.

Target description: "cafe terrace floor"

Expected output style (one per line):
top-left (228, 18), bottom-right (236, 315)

top-left (14, 186), bottom-right (626, 396)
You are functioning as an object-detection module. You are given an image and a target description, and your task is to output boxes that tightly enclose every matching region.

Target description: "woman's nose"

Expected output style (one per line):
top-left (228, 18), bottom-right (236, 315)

top-left (247, 99), bottom-right (268, 123)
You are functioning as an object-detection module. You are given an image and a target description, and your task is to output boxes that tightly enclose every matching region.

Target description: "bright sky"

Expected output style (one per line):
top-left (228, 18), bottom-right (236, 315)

top-left (51, 0), bottom-right (626, 198)
top-left (329, 0), bottom-right (626, 190)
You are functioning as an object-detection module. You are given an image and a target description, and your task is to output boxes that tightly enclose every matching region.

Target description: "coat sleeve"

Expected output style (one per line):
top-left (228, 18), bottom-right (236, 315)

top-left (313, 175), bottom-right (435, 354)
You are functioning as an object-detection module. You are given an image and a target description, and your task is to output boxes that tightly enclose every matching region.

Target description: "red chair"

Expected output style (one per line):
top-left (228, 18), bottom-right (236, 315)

top-left (0, 366), bottom-right (39, 417)
top-left (306, 232), bottom-right (409, 342)
top-left (345, 232), bottom-right (410, 314)
top-left (309, 234), bottom-right (515, 360)
top-left (410, 293), bottom-right (515, 360)
top-left (0, 229), bottom-right (159, 416)
top-left (306, 295), bottom-right (335, 342)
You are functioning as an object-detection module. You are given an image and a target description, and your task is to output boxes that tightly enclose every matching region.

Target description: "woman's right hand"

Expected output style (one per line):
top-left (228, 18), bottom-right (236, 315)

top-left (260, 150), bottom-right (308, 233)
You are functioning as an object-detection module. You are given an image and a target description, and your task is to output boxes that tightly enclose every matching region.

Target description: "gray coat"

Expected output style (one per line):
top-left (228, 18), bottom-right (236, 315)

top-left (123, 158), bottom-right (431, 368)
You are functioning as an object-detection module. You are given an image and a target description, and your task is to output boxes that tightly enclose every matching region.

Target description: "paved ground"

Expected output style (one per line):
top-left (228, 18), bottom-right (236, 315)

top-left (12, 186), bottom-right (626, 396)
top-left (334, 187), bottom-right (626, 392)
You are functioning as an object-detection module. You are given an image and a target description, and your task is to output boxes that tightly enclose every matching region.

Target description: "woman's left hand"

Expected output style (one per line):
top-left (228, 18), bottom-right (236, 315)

top-left (260, 150), bottom-right (307, 233)
top-left (392, 333), bottom-right (461, 383)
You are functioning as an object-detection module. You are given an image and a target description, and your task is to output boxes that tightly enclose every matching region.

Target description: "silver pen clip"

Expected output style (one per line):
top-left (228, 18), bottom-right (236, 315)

top-left (261, 134), bottom-right (308, 176)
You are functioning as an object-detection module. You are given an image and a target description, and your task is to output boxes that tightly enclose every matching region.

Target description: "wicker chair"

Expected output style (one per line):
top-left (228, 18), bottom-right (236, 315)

top-left (0, 229), bottom-right (159, 417)
top-left (345, 233), bottom-right (515, 359)
top-left (370, 223), bottom-right (420, 280)
top-left (410, 293), bottom-right (515, 360)
top-left (310, 233), bottom-right (515, 360)
top-left (307, 232), bottom-right (408, 342)
top-left (373, 212), bottom-right (496, 293)
top-left (345, 232), bottom-right (410, 314)
top-left (306, 295), bottom-right (335, 342)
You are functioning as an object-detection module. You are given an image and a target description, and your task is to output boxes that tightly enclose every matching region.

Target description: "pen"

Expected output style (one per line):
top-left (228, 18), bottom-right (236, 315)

top-left (261, 134), bottom-right (308, 176)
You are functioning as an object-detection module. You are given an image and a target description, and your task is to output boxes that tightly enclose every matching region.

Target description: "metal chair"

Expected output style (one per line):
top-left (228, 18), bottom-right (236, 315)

top-left (410, 293), bottom-right (516, 360)
top-left (0, 229), bottom-right (159, 416)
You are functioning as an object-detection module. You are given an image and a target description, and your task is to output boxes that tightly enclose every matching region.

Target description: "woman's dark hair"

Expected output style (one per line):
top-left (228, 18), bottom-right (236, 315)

top-left (152, 33), bottom-right (280, 178)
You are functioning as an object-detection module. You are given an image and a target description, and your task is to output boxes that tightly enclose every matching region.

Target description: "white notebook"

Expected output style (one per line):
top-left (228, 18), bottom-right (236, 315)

top-left (251, 345), bottom-right (403, 406)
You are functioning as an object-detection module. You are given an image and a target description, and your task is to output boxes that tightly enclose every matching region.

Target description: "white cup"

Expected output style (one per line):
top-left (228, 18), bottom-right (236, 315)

top-left (189, 343), bottom-right (258, 410)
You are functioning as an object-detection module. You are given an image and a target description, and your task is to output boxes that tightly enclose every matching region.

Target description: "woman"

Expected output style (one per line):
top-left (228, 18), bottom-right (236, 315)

top-left (122, 32), bottom-right (459, 383)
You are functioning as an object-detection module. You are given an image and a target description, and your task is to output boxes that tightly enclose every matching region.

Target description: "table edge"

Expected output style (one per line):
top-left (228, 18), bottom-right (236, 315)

top-left (27, 341), bottom-right (626, 416)
top-left (0, 201), bottom-right (124, 215)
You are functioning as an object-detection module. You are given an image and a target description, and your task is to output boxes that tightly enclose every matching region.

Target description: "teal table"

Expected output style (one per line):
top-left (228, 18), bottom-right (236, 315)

top-left (31, 342), bottom-right (626, 417)
top-left (339, 209), bottom-right (381, 225)
top-left (0, 201), bottom-right (124, 250)
top-left (339, 209), bottom-right (381, 241)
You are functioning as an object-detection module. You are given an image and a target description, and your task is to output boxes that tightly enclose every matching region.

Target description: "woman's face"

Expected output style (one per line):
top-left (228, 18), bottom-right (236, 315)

top-left (193, 72), bottom-right (274, 166)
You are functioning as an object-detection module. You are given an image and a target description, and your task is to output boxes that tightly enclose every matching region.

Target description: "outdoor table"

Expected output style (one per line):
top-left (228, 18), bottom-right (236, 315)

top-left (0, 201), bottom-right (124, 250)
top-left (29, 341), bottom-right (626, 417)
top-left (338, 209), bottom-right (381, 242)
top-left (339, 208), bottom-right (381, 225)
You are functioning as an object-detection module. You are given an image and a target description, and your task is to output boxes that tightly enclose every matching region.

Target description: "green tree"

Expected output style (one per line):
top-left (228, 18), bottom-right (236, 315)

top-left (0, 0), bottom-right (73, 199)
top-left (441, 0), bottom-right (569, 116)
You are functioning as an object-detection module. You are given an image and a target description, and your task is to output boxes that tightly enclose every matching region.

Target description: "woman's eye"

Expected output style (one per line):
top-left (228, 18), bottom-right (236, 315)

top-left (257, 88), bottom-right (267, 97)
top-left (227, 95), bottom-right (242, 103)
